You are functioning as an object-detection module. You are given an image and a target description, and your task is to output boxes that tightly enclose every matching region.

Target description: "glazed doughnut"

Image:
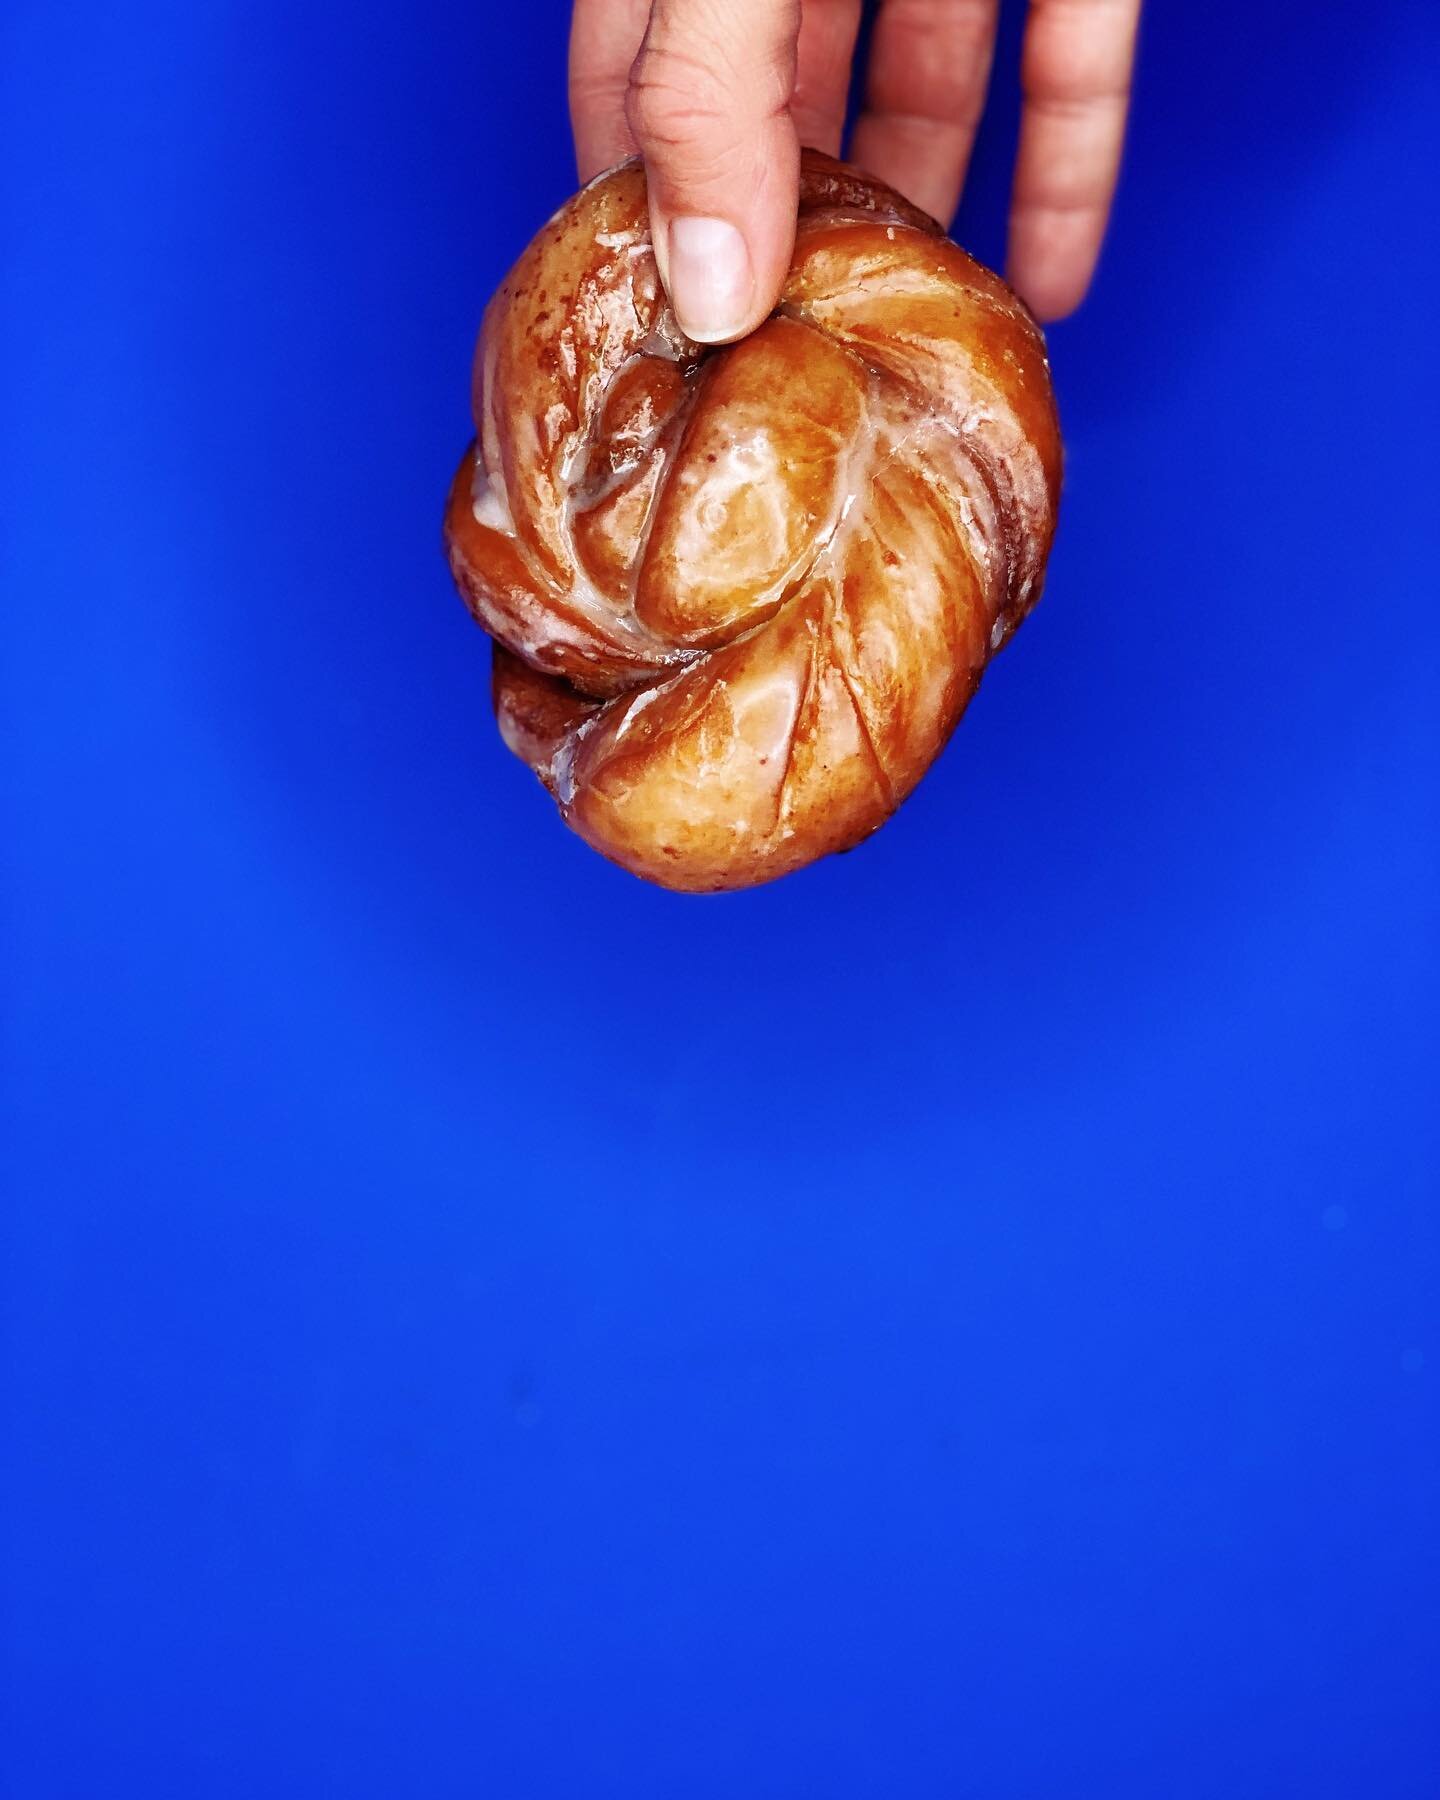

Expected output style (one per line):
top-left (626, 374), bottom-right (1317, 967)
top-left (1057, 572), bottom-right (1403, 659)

top-left (444, 150), bottom-right (1062, 892)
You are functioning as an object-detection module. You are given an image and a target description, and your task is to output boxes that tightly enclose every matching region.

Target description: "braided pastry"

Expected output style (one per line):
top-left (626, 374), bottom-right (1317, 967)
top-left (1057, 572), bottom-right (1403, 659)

top-left (444, 150), bottom-right (1062, 892)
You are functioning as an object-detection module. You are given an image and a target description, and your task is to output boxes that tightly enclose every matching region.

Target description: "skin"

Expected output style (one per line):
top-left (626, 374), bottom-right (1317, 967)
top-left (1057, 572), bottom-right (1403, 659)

top-left (569, 0), bottom-right (1144, 339)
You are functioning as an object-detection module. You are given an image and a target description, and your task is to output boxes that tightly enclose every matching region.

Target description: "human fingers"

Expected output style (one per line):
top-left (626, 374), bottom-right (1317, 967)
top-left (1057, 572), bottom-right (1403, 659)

top-left (1007, 0), bottom-right (1142, 320)
top-left (570, 0), bottom-right (652, 180)
top-left (791, 0), bottom-right (865, 156)
top-left (625, 0), bottom-right (804, 343)
top-left (849, 0), bottom-right (1000, 226)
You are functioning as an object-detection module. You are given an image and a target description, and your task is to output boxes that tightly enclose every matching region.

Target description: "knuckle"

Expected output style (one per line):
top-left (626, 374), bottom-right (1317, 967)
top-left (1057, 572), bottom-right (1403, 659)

top-left (624, 5), bottom-right (798, 152)
top-left (1023, 0), bottom-right (1137, 101)
top-left (625, 43), bottom-right (730, 148)
top-left (870, 0), bottom-right (996, 122)
top-left (570, 71), bottom-right (628, 115)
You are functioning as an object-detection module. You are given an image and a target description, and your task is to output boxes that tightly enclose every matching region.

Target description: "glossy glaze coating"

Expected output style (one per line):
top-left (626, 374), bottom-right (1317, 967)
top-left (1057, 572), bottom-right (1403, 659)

top-left (444, 151), bottom-right (1062, 892)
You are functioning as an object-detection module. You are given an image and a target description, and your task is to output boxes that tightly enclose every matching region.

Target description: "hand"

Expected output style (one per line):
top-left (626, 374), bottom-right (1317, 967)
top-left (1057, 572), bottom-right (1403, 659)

top-left (569, 0), bottom-right (1142, 342)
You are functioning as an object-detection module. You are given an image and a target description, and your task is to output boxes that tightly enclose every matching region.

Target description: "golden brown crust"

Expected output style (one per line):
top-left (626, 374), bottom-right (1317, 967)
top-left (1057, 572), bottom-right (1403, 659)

top-left (443, 149), bottom-right (1062, 892)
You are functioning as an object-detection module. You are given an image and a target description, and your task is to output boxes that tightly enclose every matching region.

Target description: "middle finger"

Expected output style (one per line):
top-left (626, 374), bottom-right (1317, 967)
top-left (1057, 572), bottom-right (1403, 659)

top-left (849, 0), bottom-right (1000, 224)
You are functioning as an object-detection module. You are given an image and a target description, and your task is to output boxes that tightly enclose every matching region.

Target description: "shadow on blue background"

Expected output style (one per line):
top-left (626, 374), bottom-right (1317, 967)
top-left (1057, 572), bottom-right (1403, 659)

top-left (3, 1), bottom-right (1438, 1794)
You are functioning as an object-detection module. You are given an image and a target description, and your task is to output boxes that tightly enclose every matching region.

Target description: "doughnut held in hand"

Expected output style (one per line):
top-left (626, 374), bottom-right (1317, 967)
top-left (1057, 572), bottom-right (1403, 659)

top-left (444, 151), bottom-right (1062, 893)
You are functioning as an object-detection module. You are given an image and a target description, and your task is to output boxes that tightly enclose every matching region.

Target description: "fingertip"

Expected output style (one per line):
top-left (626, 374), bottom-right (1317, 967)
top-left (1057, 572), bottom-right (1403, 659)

top-left (652, 206), bottom-right (794, 344)
top-left (661, 215), bottom-right (756, 343)
top-left (1007, 210), bottom-right (1103, 323)
top-left (648, 129), bottom-right (799, 344)
top-left (1016, 271), bottom-right (1087, 325)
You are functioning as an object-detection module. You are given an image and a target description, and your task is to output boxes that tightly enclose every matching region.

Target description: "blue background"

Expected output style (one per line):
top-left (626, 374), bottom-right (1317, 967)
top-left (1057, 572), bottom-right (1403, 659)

top-left (4, 1), bottom-right (1438, 1794)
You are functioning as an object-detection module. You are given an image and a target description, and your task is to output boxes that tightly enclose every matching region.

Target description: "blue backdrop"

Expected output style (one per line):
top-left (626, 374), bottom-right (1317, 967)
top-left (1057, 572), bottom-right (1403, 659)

top-left (4, 2), bottom-right (1438, 1794)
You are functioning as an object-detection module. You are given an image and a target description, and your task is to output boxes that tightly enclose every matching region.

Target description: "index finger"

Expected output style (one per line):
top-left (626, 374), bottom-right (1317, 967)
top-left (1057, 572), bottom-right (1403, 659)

top-left (1007, 0), bottom-right (1142, 322)
top-left (570, 0), bottom-right (651, 180)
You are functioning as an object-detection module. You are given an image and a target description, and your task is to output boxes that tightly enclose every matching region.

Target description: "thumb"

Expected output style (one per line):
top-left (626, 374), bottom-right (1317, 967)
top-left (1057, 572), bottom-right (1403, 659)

top-left (626, 0), bottom-right (801, 344)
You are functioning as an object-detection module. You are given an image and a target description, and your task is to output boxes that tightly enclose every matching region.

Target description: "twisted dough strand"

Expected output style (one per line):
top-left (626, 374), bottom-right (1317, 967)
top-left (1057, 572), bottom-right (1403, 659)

top-left (444, 151), bottom-right (1061, 892)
